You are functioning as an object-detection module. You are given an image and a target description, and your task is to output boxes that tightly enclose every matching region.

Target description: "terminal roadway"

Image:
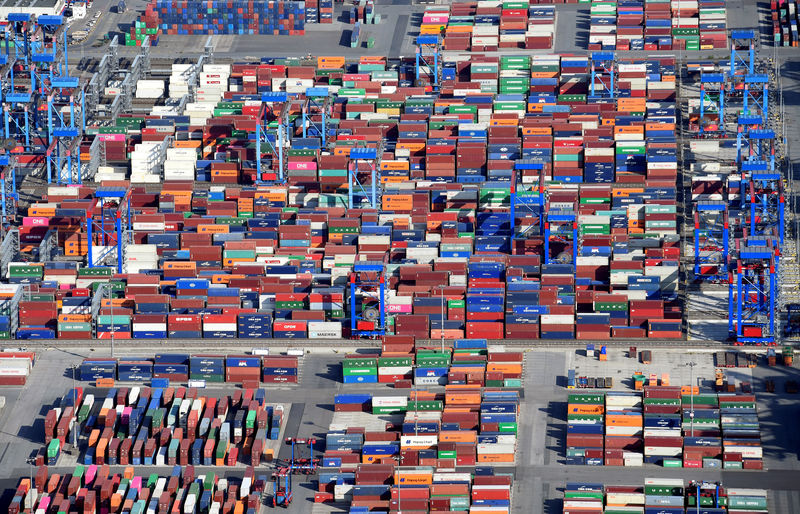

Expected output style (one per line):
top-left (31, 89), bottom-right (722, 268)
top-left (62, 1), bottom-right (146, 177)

top-left (4, 337), bottom-right (781, 350)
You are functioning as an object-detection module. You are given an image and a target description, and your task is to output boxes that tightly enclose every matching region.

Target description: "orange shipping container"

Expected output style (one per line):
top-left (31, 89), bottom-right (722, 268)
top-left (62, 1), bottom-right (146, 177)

top-left (317, 56), bottom-right (345, 69)
top-left (605, 415), bottom-right (643, 427)
top-left (486, 363), bottom-right (523, 374)
top-left (393, 471), bottom-right (433, 485)
top-left (567, 404), bottom-right (604, 415)
top-left (477, 453), bottom-right (515, 463)
top-left (438, 430), bottom-right (477, 443)
top-left (198, 224), bottom-right (229, 234)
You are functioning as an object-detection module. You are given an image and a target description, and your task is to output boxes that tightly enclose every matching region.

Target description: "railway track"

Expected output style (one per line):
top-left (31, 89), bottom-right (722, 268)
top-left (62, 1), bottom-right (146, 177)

top-left (2, 337), bottom-right (789, 350)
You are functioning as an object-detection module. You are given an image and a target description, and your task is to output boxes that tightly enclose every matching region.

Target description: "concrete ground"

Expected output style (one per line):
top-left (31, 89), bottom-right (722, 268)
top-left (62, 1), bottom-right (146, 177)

top-left (2, 348), bottom-right (800, 512)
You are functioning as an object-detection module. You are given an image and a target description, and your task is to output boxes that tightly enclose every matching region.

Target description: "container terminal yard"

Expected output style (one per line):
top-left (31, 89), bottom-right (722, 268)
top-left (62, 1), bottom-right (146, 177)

top-left (0, 0), bottom-right (800, 513)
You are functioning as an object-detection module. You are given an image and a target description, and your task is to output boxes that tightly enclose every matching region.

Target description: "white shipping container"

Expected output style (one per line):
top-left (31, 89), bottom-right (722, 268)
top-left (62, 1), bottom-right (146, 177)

top-left (371, 396), bottom-right (408, 407)
top-left (644, 446), bottom-right (683, 456)
top-left (378, 366), bottom-right (413, 375)
top-left (644, 428), bottom-right (681, 438)
top-left (540, 314), bottom-right (574, 324)
top-left (606, 492), bottom-right (646, 505)
top-left (202, 323), bottom-right (237, 332)
top-left (401, 435), bottom-right (438, 447)
top-left (0, 367), bottom-right (28, 376)
top-left (724, 446), bottom-right (763, 459)
top-left (414, 376), bottom-right (446, 386)
top-left (605, 394), bottom-right (642, 408)
top-left (132, 323), bottom-right (167, 332)
top-left (308, 322), bottom-right (342, 339)
top-left (605, 426), bottom-right (643, 436)
top-left (477, 443), bottom-right (516, 454)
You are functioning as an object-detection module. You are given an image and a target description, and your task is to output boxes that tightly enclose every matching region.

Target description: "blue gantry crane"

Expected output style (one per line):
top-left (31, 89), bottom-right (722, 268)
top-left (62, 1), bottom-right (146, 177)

top-left (415, 35), bottom-right (441, 91)
top-left (347, 141), bottom-right (383, 209)
top-left (694, 201), bottom-right (729, 282)
top-left (589, 52), bottom-right (616, 99)
top-left (255, 92), bottom-right (291, 184)
top-left (729, 30), bottom-right (756, 78)
top-left (698, 73), bottom-right (726, 136)
top-left (86, 185), bottom-right (132, 273)
top-left (301, 87), bottom-right (330, 146)
top-left (741, 166), bottom-right (784, 246)
top-left (272, 468), bottom-right (293, 507)
top-left (349, 261), bottom-right (386, 338)
top-left (544, 210), bottom-right (578, 265)
top-left (509, 161), bottom-right (545, 244)
top-left (729, 237), bottom-right (778, 345)
top-left (741, 74), bottom-right (769, 124)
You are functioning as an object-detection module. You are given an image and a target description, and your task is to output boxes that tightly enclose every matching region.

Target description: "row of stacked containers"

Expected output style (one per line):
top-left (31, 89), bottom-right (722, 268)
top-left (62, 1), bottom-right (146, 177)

top-left (8, 466), bottom-right (267, 514)
top-left (422, 2), bottom-right (556, 51)
top-left (20, 53), bottom-right (682, 342)
top-left (332, 388), bottom-right (521, 466)
top-left (564, 480), bottom-right (769, 513)
top-left (341, 337), bottom-right (523, 386)
top-left (589, 0), bottom-right (727, 51)
top-left (318, 465), bottom-right (513, 512)
top-left (0, 352), bottom-right (35, 385)
top-left (42, 385), bottom-right (284, 468)
top-left (566, 386), bottom-right (764, 469)
top-left (80, 354), bottom-right (299, 383)
top-left (138, 0), bottom-right (306, 36)
top-left (771, 0), bottom-right (800, 46)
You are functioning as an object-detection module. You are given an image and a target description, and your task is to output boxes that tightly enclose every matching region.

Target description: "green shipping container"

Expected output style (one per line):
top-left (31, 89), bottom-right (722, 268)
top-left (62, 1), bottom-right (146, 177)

top-left (406, 400), bottom-right (443, 411)
top-left (567, 394), bottom-right (605, 404)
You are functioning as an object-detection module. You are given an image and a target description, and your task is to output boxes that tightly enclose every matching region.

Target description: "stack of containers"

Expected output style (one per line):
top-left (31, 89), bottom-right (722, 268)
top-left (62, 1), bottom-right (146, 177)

top-left (130, 142), bottom-right (165, 183)
top-left (305, 0), bottom-right (318, 23)
top-left (526, 5), bottom-right (555, 49)
top-left (135, 80), bottom-right (165, 99)
top-left (719, 393), bottom-right (763, 470)
top-left (562, 483), bottom-right (604, 514)
top-left (0, 352), bottom-right (34, 385)
top-left (168, 63), bottom-right (192, 98)
top-left (415, 350), bottom-right (450, 386)
top-left (262, 355), bottom-right (299, 383)
top-left (616, 1), bottom-right (644, 50)
top-left (41, 387), bottom-right (279, 468)
top-left (189, 354), bottom-right (225, 383)
top-left (163, 147), bottom-right (197, 181)
top-left (604, 391), bottom-right (643, 466)
top-left (645, 1), bottom-right (673, 50)
top-left (772, 0), bottom-right (800, 46)
top-left (79, 359), bottom-right (116, 381)
top-left (644, 478), bottom-right (685, 512)
top-left (151, 0), bottom-right (305, 35)
top-left (126, 5), bottom-right (160, 46)
top-left (225, 355), bottom-right (261, 385)
top-left (566, 392), bottom-right (604, 465)
top-left (644, 386), bottom-right (683, 465)
top-left (477, 390), bottom-right (518, 464)
top-left (319, 0), bottom-right (333, 23)
top-left (342, 356), bottom-right (378, 384)
top-left (698, 0), bottom-right (727, 49)
top-left (153, 354), bottom-right (189, 381)
top-left (588, 1), bottom-right (617, 49)
top-left (563, 480), bottom-right (769, 513)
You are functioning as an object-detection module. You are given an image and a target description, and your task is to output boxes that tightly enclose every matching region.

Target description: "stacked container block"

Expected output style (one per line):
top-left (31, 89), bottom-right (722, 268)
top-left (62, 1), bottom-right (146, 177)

top-left (428, 2), bottom-right (555, 51)
top-left (7, 466), bottom-right (268, 514)
top-left (42, 385), bottom-right (284, 467)
top-left (772, 0), bottom-right (800, 46)
top-left (144, 0), bottom-right (306, 36)
top-left (563, 480), bottom-right (768, 513)
top-left (566, 387), bottom-right (764, 469)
